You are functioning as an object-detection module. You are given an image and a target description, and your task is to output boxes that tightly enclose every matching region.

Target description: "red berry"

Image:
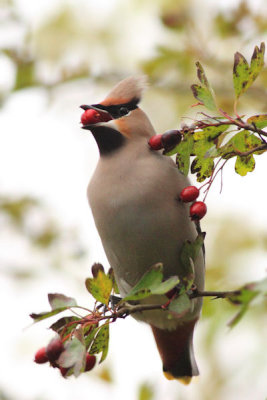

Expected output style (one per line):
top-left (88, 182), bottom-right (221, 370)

top-left (148, 135), bottom-right (163, 150)
top-left (60, 367), bottom-right (69, 378)
top-left (85, 354), bottom-right (96, 372)
top-left (81, 109), bottom-right (101, 126)
top-left (180, 186), bottom-right (200, 203)
top-left (34, 347), bottom-right (49, 364)
top-left (46, 337), bottom-right (64, 362)
top-left (190, 201), bottom-right (207, 221)
top-left (161, 130), bottom-right (182, 150)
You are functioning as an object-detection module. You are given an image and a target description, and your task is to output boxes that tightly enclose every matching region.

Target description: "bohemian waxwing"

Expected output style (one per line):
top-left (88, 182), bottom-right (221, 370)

top-left (81, 76), bottom-right (205, 384)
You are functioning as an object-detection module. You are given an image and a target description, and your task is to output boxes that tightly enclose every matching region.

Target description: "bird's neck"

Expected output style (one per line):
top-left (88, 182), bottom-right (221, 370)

top-left (90, 126), bottom-right (126, 156)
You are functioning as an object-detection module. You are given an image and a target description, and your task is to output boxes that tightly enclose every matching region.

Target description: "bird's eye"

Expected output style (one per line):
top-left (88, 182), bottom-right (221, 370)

top-left (118, 106), bottom-right (129, 116)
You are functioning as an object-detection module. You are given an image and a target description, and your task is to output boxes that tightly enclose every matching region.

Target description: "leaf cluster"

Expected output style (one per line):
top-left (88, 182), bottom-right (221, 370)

top-left (169, 43), bottom-right (266, 185)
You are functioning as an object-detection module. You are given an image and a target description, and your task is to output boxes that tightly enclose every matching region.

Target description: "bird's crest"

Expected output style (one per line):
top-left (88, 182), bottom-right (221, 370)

top-left (102, 75), bottom-right (148, 106)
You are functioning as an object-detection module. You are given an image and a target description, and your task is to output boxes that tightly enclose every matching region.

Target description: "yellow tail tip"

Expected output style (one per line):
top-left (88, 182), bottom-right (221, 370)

top-left (163, 371), bottom-right (192, 385)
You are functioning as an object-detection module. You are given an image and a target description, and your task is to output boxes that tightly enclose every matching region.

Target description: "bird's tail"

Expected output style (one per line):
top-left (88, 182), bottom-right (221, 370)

top-left (150, 318), bottom-right (199, 385)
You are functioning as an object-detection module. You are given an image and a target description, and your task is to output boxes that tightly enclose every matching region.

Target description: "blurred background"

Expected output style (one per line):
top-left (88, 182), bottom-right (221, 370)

top-left (0, 0), bottom-right (267, 399)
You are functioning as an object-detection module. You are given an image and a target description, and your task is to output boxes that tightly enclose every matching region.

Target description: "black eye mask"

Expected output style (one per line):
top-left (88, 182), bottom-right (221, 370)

top-left (91, 97), bottom-right (140, 119)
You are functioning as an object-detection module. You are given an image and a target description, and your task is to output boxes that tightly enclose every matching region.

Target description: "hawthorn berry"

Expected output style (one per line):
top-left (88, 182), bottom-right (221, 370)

top-left (148, 134), bottom-right (163, 150)
top-left (34, 347), bottom-right (49, 364)
top-left (46, 337), bottom-right (64, 362)
top-left (60, 367), bottom-right (69, 378)
top-left (190, 201), bottom-right (207, 221)
top-left (81, 109), bottom-right (101, 126)
top-left (161, 130), bottom-right (182, 150)
top-left (85, 354), bottom-right (96, 372)
top-left (180, 186), bottom-right (200, 203)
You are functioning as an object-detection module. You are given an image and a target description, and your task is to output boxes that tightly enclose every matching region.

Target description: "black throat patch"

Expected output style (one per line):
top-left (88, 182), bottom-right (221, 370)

top-left (89, 125), bottom-right (126, 156)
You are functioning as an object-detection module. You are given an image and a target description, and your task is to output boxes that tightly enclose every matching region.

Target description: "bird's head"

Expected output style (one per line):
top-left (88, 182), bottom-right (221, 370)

top-left (80, 76), bottom-right (156, 156)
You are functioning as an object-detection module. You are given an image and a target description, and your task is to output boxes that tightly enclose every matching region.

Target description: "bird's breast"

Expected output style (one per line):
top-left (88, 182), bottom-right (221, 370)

top-left (88, 150), bottom-right (202, 297)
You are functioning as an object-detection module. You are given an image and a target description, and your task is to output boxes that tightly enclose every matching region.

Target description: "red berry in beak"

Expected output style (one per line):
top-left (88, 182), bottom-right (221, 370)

top-left (81, 109), bottom-right (101, 126)
top-left (190, 201), bottom-right (207, 221)
top-left (34, 347), bottom-right (49, 364)
top-left (46, 337), bottom-right (64, 362)
top-left (180, 186), bottom-right (200, 203)
top-left (148, 134), bottom-right (163, 150)
top-left (85, 354), bottom-right (96, 372)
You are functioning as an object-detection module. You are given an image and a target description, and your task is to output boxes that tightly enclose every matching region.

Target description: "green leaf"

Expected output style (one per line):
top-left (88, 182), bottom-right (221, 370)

top-left (250, 42), bottom-right (265, 83)
top-left (48, 293), bottom-right (77, 309)
top-left (122, 264), bottom-right (179, 301)
top-left (235, 155), bottom-right (255, 176)
top-left (85, 270), bottom-right (113, 305)
top-left (247, 114), bottom-right (267, 129)
top-left (175, 133), bottom-right (194, 175)
top-left (219, 130), bottom-right (263, 160)
top-left (30, 308), bottom-right (71, 322)
top-left (179, 233), bottom-right (205, 288)
top-left (228, 277), bottom-right (267, 327)
top-left (58, 336), bottom-right (87, 377)
top-left (191, 62), bottom-right (217, 110)
top-left (191, 85), bottom-right (217, 111)
top-left (168, 293), bottom-right (191, 316)
top-left (190, 126), bottom-right (230, 182)
top-left (191, 156), bottom-right (214, 182)
top-left (89, 324), bottom-right (109, 363)
top-left (233, 42), bottom-right (265, 98)
top-left (84, 325), bottom-right (99, 349)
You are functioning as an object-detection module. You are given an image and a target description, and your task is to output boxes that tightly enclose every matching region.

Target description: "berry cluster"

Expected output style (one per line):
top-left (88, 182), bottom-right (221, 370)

top-left (148, 130), bottom-right (182, 152)
top-left (179, 186), bottom-right (207, 221)
top-left (34, 336), bottom-right (96, 378)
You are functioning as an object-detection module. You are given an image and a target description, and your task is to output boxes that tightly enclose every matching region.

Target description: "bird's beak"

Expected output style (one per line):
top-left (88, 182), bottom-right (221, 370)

top-left (80, 104), bottom-right (113, 130)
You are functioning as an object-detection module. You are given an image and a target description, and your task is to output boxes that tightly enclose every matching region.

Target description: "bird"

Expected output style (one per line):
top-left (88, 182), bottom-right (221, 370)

top-left (81, 76), bottom-right (205, 384)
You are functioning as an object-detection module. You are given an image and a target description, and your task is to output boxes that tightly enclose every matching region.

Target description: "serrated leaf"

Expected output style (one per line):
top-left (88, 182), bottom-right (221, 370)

top-left (58, 336), bottom-right (86, 377)
top-left (219, 130), bottom-right (263, 160)
top-left (191, 62), bottom-right (217, 111)
top-left (85, 271), bottom-right (113, 305)
top-left (168, 293), bottom-right (191, 316)
top-left (247, 114), bottom-right (267, 129)
top-left (191, 156), bottom-right (214, 182)
top-left (179, 233), bottom-right (205, 288)
top-left (191, 84), bottom-right (217, 111)
top-left (235, 155), bottom-right (255, 176)
top-left (233, 43), bottom-right (265, 98)
top-left (196, 61), bottom-right (209, 87)
top-left (233, 52), bottom-right (250, 98)
top-left (89, 324), bottom-right (109, 363)
top-left (175, 133), bottom-right (194, 175)
top-left (48, 293), bottom-right (77, 310)
top-left (250, 42), bottom-right (265, 82)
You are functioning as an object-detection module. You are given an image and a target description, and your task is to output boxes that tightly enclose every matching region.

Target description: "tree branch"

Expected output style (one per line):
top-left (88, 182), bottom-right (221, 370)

top-left (106, 288), bottom-right (242, 319)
